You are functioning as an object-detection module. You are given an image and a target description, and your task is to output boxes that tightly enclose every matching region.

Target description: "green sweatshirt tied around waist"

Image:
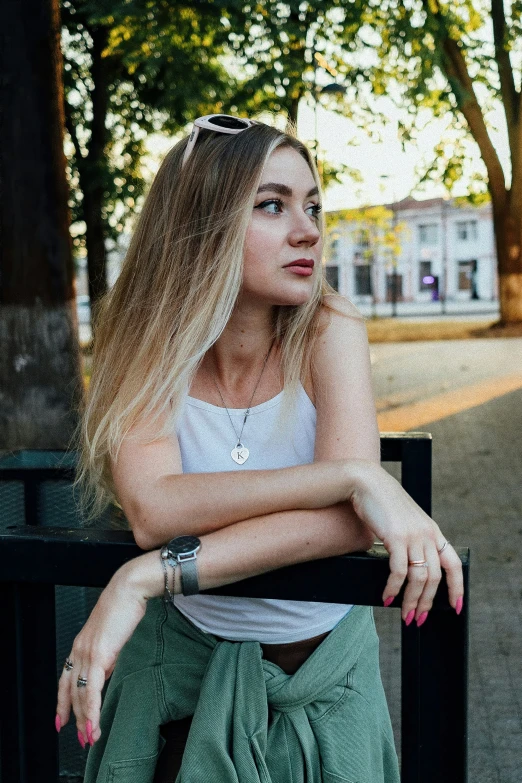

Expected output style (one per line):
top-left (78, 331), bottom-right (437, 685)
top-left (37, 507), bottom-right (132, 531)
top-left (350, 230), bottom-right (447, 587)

top-left (84, 597), bottom-right (400, 783)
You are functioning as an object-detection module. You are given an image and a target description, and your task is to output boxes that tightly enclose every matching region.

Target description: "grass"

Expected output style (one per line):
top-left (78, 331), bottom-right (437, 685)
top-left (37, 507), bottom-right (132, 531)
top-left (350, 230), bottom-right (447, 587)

top-left (364, 318), bottom-right (522, 343)
top-left (79, 317), bottom-right (522, 384)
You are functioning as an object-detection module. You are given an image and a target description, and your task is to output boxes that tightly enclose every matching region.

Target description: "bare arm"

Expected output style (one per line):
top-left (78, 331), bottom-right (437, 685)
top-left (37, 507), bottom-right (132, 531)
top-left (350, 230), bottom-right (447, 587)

top-left (132, 460), bottom-right (356, 550)
top-left (129, 499), bottom-right (375, 599)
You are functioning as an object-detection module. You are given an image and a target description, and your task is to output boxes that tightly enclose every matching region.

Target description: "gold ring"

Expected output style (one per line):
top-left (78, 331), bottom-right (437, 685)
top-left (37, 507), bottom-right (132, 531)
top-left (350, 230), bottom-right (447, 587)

top-left (409, 559), bottom-right (428, 567)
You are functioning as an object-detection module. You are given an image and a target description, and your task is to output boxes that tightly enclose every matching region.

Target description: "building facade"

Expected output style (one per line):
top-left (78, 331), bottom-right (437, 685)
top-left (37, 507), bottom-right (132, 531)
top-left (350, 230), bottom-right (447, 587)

top-left (325, 197), bottom-right (497, 312)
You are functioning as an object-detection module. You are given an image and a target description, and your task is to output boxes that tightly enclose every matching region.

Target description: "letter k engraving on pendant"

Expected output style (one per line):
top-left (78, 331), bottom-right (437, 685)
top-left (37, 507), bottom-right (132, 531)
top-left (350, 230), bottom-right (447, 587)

top-left (231, 446), bottom-right (249, 464)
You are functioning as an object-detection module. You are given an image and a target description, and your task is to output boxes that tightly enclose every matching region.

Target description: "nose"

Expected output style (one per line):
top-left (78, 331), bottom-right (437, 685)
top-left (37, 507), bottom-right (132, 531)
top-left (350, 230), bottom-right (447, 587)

top-left (289, 209), bottom-right (321, 248)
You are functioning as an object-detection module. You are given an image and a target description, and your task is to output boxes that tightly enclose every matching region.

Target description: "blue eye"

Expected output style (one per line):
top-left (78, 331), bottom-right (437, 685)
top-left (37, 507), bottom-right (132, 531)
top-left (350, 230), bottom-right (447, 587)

top-left (308, 203), bottom-right (323, 218)
top-left (257, 199), bottom-right (284, 214)
top-left (256, 199), bottom-right (322, 218)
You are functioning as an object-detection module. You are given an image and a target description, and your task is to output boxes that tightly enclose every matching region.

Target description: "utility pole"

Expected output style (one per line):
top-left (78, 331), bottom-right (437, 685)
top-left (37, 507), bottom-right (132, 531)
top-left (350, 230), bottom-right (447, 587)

top-left (441, 199), bottom-right (448, 315)
top-left (391, 198), bottom-right (398, 317)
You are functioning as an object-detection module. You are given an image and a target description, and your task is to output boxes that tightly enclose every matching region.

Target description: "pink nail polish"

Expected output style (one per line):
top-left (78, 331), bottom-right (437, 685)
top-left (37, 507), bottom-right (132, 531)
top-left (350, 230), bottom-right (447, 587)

top-left (383, 596), bottom-right (395, 607)
top-left (86, 719), bottom-right (93, 745)
top-left (78, 729), bottom-right (86, 749)
top-left (405, 609), bottom-right (415, 626)
top-left (456, 596), bottom-right (463, 615)
top-left (55, 714), bottom-right (61, 733)
top-left (416, 611), bottom-right (428, 628)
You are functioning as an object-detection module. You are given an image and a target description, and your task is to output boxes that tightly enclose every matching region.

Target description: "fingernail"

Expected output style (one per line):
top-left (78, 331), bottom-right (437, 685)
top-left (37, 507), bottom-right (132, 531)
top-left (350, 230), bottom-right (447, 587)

top-left (86, 719), bottom-right (94, 745)
top-left (456, 596), bottom-right (463, 615)
top-left (416, 611), bottom-right (428, 628)
top-left (55, 714), bottom-right (61, 733)
top-left (383, 596), bottom-right (395, 607)
top-left (77, 729), bottom-right (86, 749)
top-left (405, 609), bottom-right (415, 626)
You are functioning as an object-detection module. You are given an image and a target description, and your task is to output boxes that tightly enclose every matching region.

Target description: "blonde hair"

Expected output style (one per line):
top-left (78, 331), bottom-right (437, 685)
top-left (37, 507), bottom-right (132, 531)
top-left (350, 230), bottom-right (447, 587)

top-left (72, 118), bottom-right (341, 524)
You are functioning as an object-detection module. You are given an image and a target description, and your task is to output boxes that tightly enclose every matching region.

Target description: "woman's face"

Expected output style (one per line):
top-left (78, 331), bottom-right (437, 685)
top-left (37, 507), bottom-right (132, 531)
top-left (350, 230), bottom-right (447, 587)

top-left (241, 146), bottom-right (323, 308)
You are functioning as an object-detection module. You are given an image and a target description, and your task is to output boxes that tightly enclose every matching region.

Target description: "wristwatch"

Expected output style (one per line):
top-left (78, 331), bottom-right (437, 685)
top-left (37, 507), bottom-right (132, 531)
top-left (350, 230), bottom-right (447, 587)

top-left (163, 535), bottom-right (201, 596)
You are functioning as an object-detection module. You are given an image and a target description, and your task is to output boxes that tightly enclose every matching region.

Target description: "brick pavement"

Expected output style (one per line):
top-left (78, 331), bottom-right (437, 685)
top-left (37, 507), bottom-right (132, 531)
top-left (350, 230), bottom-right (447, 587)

top-left (373, 385), bottom-right (522, 782)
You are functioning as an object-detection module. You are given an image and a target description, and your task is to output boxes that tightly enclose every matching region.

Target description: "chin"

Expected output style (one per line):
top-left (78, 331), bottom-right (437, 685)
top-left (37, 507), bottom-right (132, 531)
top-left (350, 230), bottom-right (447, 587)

top-left (240, 282), bottom-right (314, 308)
top-left (274, 289), bottom-right (313, 307)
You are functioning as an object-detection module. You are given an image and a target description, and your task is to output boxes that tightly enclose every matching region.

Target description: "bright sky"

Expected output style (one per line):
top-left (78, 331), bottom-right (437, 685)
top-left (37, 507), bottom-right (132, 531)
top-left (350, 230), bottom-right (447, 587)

top-left (144, 95), bottom-right (510, 213)
top-left (296, 95), bottom-right (510, 210)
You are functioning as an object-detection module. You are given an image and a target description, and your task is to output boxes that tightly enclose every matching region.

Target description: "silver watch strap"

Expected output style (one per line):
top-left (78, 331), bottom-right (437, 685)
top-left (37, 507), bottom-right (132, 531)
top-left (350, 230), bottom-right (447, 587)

top-left (180, 557), bottom-right (199, 596)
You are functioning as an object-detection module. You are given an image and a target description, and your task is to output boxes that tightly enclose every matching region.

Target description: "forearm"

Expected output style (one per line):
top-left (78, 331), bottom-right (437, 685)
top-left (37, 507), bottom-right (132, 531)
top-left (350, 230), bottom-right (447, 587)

top-left (125, 502), bottom-right (375, 599)
top-left (132, 459), bottom-right (369, 549)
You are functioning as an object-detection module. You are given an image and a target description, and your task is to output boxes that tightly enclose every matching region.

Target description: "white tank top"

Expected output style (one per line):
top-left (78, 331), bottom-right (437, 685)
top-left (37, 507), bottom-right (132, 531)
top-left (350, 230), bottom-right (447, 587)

top-left (173, 380), bottom-right (353, 643)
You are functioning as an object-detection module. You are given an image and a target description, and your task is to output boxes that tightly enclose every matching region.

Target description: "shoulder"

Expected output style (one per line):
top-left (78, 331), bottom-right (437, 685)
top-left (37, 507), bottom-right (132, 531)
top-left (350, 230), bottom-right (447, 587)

top-left (319, 293), bottom-right (365, 324)
top-left (313, 294), bottom-right (367, 359)
top-left (311, 294), bottom-right (380, 463)
top-left (304, 295), bottom-right (367, 403)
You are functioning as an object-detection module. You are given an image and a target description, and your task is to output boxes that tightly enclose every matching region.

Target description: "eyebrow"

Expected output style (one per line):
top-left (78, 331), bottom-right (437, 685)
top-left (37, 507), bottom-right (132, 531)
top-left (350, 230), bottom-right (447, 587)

top-left (257, 183), bottom-right (320, 198)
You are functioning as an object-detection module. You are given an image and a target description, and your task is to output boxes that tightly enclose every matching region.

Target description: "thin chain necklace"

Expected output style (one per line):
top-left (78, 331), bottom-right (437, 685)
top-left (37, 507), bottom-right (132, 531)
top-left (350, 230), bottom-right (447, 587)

top-left (212, 336), bottom-right (277, 464)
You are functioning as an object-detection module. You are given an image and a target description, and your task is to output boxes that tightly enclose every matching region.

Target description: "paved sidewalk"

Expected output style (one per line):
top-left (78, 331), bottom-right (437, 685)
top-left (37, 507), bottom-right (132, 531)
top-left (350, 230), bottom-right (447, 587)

top-left (373, 380), bottom-right (522, 781)
top-left (357, 299), bottom-right (500, 319)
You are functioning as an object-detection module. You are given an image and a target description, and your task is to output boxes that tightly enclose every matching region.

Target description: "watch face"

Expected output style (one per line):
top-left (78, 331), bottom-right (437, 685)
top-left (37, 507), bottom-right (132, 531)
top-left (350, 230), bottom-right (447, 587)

top-left (168, 535), bottom-right (201, 556)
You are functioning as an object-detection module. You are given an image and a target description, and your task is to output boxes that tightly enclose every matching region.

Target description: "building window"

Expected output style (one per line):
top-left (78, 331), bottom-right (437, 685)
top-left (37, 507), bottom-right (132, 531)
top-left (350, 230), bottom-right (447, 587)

top-left (419, 261), bottom-right (439, 298)
top-left (330, 238), bottom-right (339, 260)
top-left (354, 265), bottom-right (372, 296)
top-left (456, 220), bottom-right (478, 242)
top-left (458, 260), bottom-right (478, 298)
top-left (386, 274), bottom-right (403, 302)
top-left (353, 229), bottom-right (370, 248)
top-left (419, 261), bottom-right (433, 291)
top-left (418, 223), bottom-right (438, 245)
top-left (325, 265), bottom-right (339, 291)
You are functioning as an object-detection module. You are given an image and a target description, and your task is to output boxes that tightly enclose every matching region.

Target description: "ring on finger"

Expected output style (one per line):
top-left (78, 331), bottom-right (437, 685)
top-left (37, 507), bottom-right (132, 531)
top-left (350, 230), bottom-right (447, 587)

top-left (77, 676), bottom-right (88, 688)
top-left (437, 540), bottom-right (450, 554)
top-left (408, 559), bottom-right (428, 567)
top-left (64, 657), bottom-right (74, 671)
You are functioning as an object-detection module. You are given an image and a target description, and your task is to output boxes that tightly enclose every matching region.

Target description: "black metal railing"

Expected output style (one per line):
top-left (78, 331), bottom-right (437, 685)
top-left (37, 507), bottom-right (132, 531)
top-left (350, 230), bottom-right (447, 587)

top-left (0, 436), bottom-right (469, 783)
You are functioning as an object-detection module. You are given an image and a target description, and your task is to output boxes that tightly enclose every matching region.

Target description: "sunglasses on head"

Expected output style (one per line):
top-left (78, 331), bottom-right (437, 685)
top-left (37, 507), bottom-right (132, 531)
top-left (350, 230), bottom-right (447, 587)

top-left (181, 114), bottom-right (258, 169)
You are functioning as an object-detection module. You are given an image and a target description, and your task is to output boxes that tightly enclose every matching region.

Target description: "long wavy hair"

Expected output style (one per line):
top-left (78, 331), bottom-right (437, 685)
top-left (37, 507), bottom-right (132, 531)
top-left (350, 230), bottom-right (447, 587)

top-left (72, 118), bottom-right (342, 524)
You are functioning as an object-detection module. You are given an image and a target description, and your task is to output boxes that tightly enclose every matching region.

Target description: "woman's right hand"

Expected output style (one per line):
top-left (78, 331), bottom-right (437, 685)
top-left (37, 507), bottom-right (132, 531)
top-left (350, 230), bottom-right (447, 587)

top-left (56, 561), bottom-right (150, 747)
top-left (347, 461), bottom-right (464, 626)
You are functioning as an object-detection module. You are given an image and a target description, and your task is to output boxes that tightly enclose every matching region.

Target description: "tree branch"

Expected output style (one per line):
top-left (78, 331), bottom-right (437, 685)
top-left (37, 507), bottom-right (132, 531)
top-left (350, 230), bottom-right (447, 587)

top-left (491, 0), bottom-right (519, 158)
top-left (443, 38), bottom-right (505, 202)
top-left (84, 24), bottom-right (110, 168)
top-left (422, 0), bottom-right (506, 209)
top-left (63, 97), bottom-right (84, 166)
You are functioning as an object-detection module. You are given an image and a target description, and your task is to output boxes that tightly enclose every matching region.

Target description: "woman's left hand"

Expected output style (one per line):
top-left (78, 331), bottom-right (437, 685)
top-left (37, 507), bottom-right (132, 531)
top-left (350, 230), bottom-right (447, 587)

top-left (56, 563), bottom-right (150, 748)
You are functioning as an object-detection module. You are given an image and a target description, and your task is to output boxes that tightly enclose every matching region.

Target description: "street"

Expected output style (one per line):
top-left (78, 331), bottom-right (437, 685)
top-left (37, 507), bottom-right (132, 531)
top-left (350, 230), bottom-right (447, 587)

top-left (371, 337), bottom-right (522, 783)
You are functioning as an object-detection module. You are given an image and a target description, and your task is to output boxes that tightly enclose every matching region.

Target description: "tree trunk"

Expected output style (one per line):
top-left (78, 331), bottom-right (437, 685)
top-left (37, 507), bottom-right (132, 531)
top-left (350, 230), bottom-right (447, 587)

top-left (0, 0), bottom-right (83, 448)
top-left (83, 186), bottom-right (108, 308)
top-left (288, 95), bottom-right (300, 127)
top-left (492, 191), bottom-right (522, 323)
top-left (79, 24), bottom-right (110, 309)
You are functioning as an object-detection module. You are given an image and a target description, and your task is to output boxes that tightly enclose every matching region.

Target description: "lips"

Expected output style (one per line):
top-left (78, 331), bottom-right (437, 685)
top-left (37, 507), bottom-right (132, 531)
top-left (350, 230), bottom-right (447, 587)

top-left (284, 259), bottom-right (315, 268)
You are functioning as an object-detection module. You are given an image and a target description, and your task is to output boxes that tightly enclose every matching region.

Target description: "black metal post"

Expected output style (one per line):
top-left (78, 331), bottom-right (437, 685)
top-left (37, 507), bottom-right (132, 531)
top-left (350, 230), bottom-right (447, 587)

top-left (399, 434), bottom-right (468, 783)
top-left (0, 583), bottom-right (25, 783)
top-left (0, 582), bottom-right (59, 783)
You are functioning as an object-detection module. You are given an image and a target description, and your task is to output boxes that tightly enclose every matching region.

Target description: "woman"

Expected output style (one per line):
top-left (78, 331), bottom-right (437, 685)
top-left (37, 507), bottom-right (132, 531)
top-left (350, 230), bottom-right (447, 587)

top-left (56, 115), bottom-right (464, 783)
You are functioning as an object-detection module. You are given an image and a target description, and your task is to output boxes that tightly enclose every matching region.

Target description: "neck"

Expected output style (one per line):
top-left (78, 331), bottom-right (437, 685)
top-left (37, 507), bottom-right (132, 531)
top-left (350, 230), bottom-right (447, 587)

top-left (208, 300), bottom-right (278, 390)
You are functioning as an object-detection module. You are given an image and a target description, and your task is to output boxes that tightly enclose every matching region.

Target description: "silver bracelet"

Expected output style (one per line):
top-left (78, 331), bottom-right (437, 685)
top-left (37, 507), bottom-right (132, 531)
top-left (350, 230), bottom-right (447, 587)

top-left (160, 546), bottom-right (176, 603)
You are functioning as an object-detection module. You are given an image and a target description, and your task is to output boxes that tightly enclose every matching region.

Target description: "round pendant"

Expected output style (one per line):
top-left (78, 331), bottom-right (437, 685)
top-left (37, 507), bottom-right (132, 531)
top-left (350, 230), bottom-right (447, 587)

top-left (231, 444), bottom-right (249, 464)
